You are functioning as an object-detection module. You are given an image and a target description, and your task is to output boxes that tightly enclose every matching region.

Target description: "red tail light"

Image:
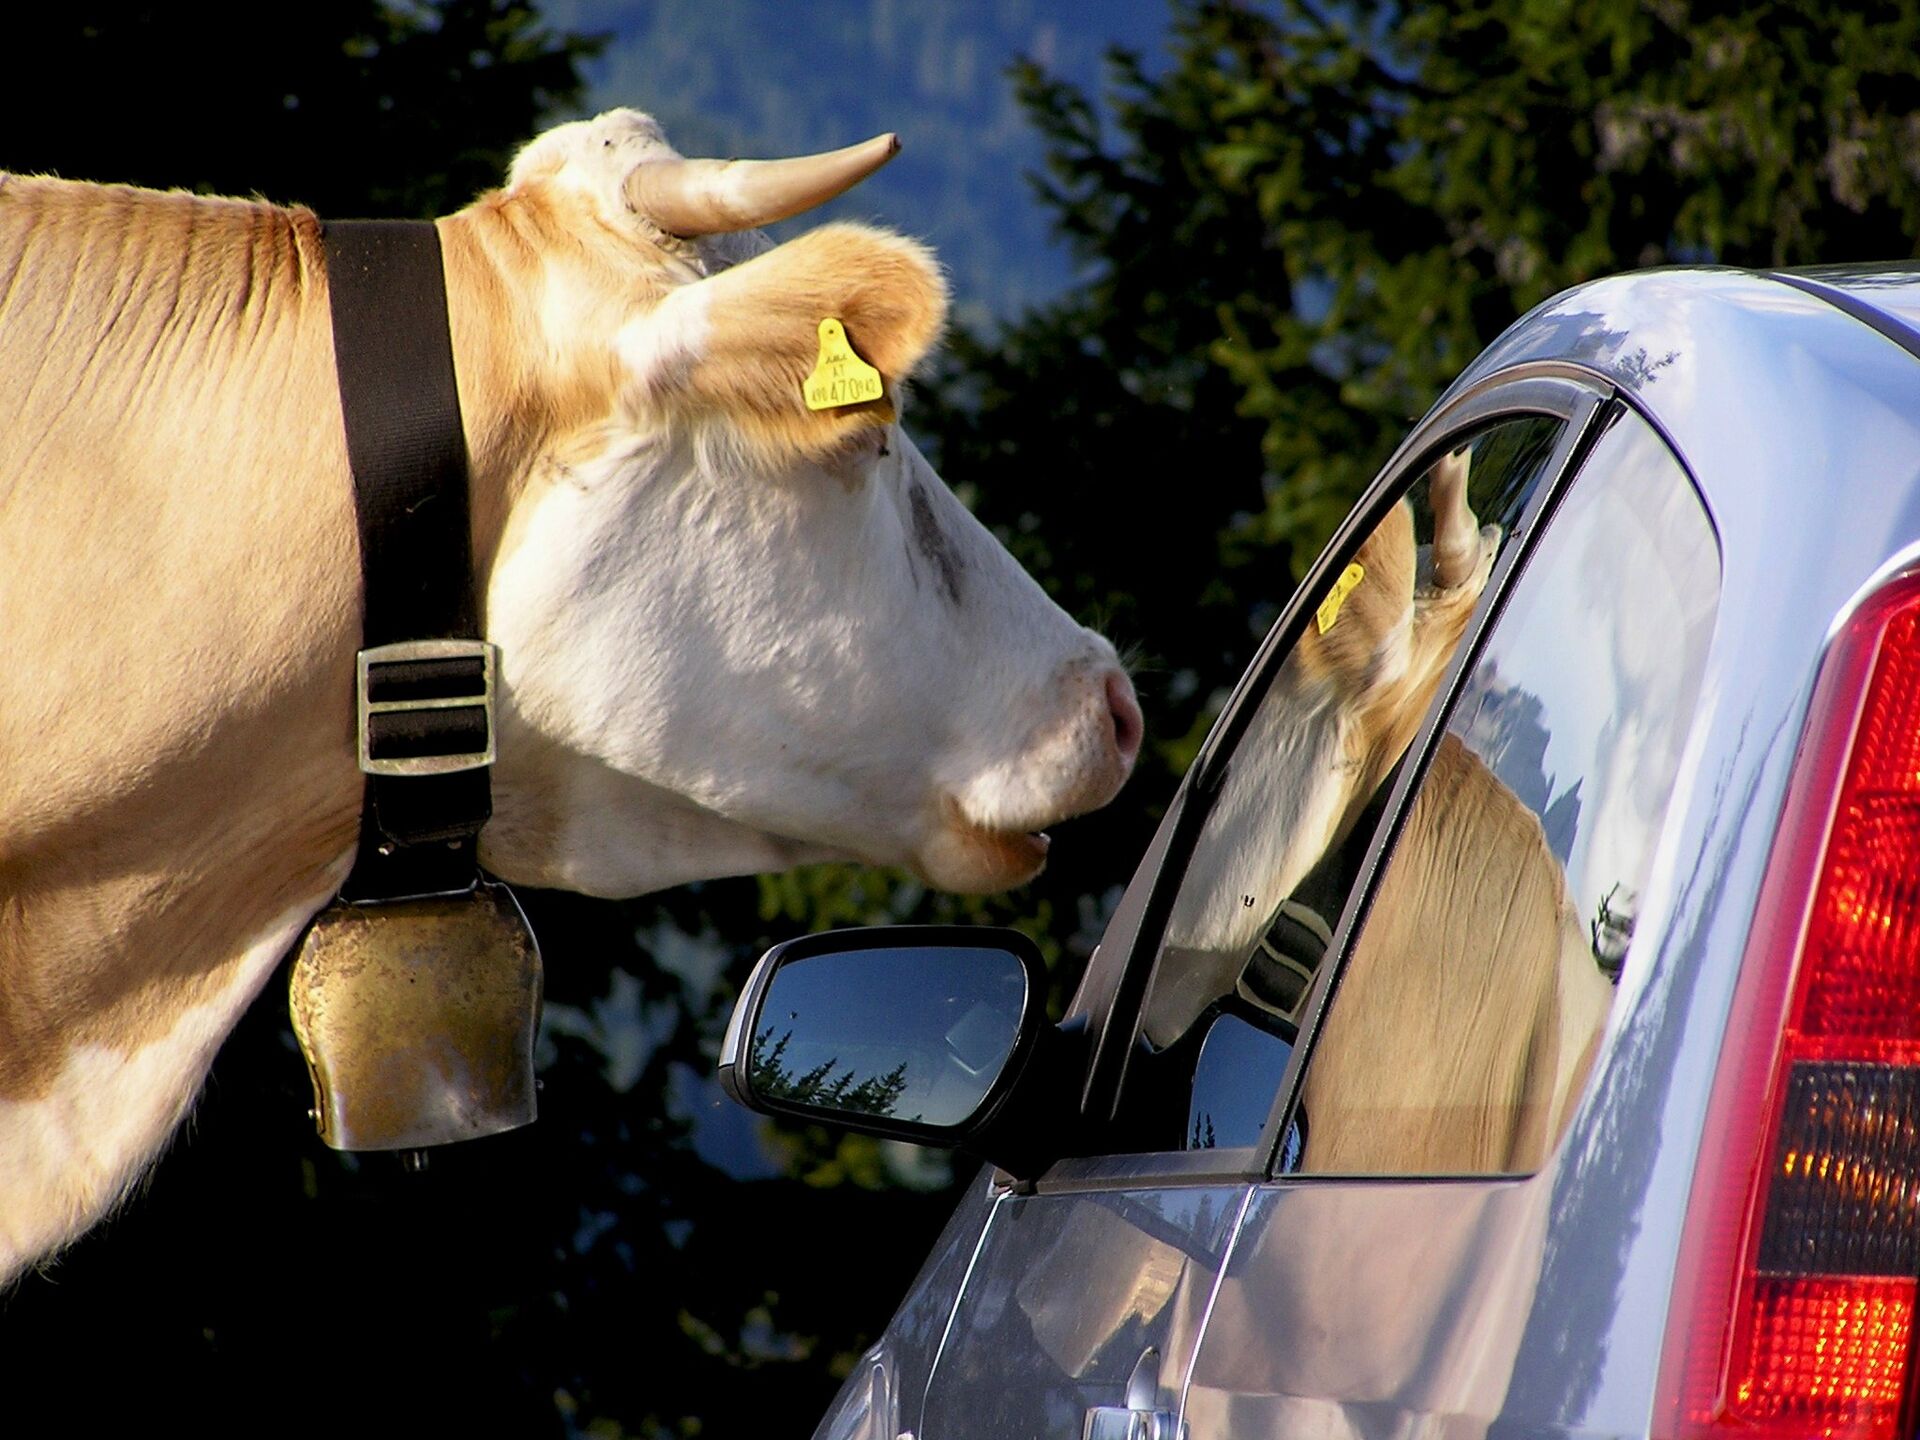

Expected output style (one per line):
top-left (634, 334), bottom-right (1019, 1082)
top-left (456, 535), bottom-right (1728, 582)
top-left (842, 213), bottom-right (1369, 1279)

top-left (1660, 577), bottom-right (1920, 1439)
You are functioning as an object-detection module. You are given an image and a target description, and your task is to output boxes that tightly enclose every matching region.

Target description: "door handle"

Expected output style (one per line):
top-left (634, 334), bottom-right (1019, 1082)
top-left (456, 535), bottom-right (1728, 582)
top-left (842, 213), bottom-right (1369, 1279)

top-left (1083, 1346), bottom-right (1180, 1440)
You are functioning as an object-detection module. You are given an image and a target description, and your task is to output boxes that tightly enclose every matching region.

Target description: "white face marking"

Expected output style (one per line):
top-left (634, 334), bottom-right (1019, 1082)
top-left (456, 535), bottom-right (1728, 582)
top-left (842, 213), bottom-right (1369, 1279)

top-left (615, 282), bottom-right (713, 398)
top-left (483, 422), bottom-right (1133, 897)
top-left (509, 110), bottom-right (682, 199)
top-left (473, 108), bottom-right (1141, 896)
top-left (1145, 682), bottom-right (1352, 1045)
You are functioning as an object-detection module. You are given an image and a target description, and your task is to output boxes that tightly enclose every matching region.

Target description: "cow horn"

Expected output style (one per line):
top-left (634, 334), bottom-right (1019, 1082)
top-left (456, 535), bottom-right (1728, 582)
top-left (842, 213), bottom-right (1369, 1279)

top-left (1429, 447), bottom-right (1480, 590)
top-left (626, 133), bottom-right (902, 237)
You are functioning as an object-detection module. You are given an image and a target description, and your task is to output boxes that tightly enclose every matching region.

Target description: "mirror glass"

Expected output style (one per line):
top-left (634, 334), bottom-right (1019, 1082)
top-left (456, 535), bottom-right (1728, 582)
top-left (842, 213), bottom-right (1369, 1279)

top-left (747, 944), bottom-right (1030, 1130)
top-left (1186, 1013), bottom-right (1293, 1151)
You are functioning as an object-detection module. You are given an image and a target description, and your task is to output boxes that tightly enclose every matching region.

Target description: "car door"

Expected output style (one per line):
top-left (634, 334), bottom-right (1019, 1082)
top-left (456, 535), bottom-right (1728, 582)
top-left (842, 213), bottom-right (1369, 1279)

top-left (913, 381), bottom-right (1597, 1440)
top-left (1174, 398), bottom-right (1723, 1438)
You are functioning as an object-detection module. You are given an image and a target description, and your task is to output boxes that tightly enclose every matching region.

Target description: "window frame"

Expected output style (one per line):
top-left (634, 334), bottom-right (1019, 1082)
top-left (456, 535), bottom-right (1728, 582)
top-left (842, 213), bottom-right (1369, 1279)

top-left (1038, 368), bottom-right (1615, 1196)
top-left (1258, 388), bottom-right (1723, 1182)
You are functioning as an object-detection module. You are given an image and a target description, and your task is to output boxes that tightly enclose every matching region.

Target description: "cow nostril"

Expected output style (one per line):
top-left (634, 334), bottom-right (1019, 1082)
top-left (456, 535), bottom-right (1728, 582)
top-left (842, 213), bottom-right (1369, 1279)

top-left (1106, 670), bottom-right (1143, 768)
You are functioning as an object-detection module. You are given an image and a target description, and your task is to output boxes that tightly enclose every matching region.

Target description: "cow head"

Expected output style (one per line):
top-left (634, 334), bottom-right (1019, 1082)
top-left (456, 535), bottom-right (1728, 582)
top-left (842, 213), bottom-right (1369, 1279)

top-left (1142, 449), bottom-right (1498, 1045)
top-left (443, 110), bottom-right (1140, 898)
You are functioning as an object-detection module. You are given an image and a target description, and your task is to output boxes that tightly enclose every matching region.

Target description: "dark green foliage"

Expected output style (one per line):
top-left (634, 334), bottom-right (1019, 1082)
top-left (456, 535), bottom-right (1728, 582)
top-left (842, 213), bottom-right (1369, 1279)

top-left (916, 0), bottom-right (1920, 864)
top-left (1, 0), bottom-right (598, 216)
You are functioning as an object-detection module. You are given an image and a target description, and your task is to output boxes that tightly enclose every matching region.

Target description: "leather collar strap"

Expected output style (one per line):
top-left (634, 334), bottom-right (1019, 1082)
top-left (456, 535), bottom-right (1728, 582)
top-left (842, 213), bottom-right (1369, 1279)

top-left (324, 220), bottom-right (493, 903)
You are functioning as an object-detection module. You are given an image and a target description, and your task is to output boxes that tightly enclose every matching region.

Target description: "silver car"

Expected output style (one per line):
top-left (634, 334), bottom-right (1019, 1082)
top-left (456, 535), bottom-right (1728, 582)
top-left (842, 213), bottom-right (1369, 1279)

top-left (720, 264), bottom-right (1920, 1440)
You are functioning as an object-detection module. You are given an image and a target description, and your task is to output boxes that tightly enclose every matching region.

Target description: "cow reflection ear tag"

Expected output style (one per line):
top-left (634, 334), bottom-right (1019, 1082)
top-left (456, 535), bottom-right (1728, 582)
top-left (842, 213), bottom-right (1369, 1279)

top-left (1315, 562), bottom-right (1367, 634)
top-left (804, 317), bottom-right (886, 411)
top-left (289, 880), bottom-right (542, 1151)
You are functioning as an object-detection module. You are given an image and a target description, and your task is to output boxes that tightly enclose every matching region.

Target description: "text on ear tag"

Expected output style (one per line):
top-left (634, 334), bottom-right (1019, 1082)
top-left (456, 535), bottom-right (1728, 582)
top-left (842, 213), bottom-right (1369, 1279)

top-left (1315, 562), bottom-right (1367, 634)
top-left (804, 318), bottom-right (885, 411)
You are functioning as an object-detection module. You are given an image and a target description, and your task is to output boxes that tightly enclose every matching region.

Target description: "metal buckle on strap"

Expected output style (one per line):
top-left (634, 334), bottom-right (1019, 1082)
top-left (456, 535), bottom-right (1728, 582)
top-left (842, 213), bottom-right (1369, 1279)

top-left (356, 639), bottom-right (498, 777)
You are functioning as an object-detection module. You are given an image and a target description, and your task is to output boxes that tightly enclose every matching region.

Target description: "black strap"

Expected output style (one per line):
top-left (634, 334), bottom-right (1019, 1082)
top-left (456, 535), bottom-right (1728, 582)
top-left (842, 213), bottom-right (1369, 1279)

top-left (325, 220), bottom-right (491, 901)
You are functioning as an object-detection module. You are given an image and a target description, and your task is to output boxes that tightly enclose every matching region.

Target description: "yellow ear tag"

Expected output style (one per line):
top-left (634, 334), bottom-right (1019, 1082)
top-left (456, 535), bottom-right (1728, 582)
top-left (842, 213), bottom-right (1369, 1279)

top-left (804, 318), bottom-right (886, 411)
top-left (1315, 562), bottom-right (1367, 635)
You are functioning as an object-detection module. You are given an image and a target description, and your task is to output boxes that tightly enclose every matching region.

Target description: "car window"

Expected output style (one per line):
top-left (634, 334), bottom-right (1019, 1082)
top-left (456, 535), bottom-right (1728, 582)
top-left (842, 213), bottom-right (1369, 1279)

top-left (1110, 415), bottom-right (1567, 1157)
top-left (1291, 411), bottom-right (1719, 1175)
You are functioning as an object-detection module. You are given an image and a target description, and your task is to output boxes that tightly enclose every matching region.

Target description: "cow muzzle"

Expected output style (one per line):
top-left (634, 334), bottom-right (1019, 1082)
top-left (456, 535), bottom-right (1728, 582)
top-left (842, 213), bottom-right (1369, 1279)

top-left (918, 661), bottom-right (1142, 893)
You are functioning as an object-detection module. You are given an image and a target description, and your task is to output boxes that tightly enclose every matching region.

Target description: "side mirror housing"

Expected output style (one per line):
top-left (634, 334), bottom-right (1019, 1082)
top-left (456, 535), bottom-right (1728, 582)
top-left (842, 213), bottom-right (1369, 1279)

top-left (717, 926), bottom-right (1077, 1179)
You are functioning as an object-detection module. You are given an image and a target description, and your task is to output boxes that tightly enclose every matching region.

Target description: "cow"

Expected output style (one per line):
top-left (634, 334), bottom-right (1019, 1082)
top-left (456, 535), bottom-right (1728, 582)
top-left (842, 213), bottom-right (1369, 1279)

top-left (0, 108), bottom-right (1141, 1281)
top-left (1141, 448), bottom-right (1614, 1171)
top-left (1145, 448), bottom-right (1498, 1045)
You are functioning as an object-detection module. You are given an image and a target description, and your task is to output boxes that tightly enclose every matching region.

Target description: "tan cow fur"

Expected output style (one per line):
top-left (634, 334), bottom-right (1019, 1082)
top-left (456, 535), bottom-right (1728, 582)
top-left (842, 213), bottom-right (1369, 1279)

top-left (0, 181), bottom-right (359, 1270)
top-left (0, 149), bottom-right (956, 1276)
top-left (1299, 733), bottom-right (1614, 1174)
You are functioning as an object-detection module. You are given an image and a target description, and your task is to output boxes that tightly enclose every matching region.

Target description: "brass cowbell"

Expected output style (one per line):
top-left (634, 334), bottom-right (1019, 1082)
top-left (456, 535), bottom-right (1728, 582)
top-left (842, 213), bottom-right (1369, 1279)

top-left (314, 221), bottom-right (539, 1155)
top-left (289, 880), bottom-right (543, 1152)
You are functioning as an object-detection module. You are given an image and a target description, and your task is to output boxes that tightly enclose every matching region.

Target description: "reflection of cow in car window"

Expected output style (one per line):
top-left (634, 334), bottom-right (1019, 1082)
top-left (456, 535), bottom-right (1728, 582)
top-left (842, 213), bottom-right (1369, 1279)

top-left (1137, 428), bottom-right (1631, 1175)
top-left (1299, 732), bottom-right (1616, 1173)
top-left (1145, 448), bottom-right (1498, 1047)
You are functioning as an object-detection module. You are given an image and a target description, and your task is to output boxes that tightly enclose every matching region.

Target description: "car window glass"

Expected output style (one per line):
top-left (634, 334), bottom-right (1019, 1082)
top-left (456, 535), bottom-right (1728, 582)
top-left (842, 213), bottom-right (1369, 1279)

top-left (1292, 413), bottom-right (1719, 1175)
top-left (1111, 415), bottom-right (1567, 1156)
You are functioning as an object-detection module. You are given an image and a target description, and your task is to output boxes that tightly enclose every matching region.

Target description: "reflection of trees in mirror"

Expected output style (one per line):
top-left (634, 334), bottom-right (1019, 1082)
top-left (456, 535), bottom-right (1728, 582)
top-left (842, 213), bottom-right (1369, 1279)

top-left (752, 1027), bottom-right (918, 1122)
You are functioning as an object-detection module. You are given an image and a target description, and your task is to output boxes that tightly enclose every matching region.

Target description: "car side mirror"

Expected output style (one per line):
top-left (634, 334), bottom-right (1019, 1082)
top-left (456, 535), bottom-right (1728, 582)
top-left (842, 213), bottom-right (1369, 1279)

top-left (718, 926), bottom-right (1073, 1178)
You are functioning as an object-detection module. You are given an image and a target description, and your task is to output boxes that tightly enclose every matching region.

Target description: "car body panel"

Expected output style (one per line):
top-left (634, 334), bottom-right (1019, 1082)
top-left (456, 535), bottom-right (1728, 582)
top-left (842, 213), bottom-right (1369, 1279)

top-left (919, 1182), bottom-right (1248, 1439)
top-left (1184, 1177), bottom-right (1551, 1437)
top-left (1449, 270), bottom-right (1920, 1437)
top-left (1779, 264), bottom-right (1920, 357)
top-left (803, 268), bottom-right (1920, 1439)
top-left (822, 1171), bottom-right (1004, 1440)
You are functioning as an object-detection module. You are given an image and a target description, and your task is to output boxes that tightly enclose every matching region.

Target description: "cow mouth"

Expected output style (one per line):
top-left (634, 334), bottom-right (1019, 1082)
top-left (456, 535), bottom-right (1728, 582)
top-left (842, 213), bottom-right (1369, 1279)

top-left (992, 826), bottom-right (1052, 868)
top-left (917, 798), bottom-right (1055, 893)
top-left (959, 821), bottom-right (1052, 885)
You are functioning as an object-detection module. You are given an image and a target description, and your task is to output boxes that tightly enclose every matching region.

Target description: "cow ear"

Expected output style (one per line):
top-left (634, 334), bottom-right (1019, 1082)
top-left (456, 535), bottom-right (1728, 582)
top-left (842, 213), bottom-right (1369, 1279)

top-left (621, 223), bottom-right (947, 461)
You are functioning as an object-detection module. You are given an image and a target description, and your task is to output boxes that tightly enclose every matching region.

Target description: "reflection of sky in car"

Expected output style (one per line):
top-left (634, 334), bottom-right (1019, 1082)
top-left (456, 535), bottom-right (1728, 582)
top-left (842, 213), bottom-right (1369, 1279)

top-left (755, 947), bottom-right (1028, 1128)
top-left (1451, 420), bottom-right (1719, 938)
